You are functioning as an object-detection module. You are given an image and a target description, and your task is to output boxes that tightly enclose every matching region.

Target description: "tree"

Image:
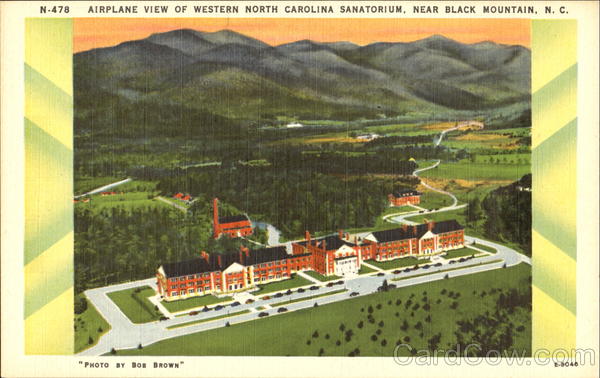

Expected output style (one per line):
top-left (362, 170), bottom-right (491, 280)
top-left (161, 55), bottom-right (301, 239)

top-left (88, 336), bottom-right (94, 345)
top-left (74, 297), bottom-right (88, 315)
top-left (138, 343), bottom-right (143, 349)
top-left (312, 330), bottom-right (319, 338)
top-left (110, 348), bottom-right (116, 355)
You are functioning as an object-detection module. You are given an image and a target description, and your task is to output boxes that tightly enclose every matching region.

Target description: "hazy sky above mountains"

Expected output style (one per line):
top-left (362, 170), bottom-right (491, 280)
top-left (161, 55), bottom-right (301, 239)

top-left (74, 18), bottom-right (530, 53)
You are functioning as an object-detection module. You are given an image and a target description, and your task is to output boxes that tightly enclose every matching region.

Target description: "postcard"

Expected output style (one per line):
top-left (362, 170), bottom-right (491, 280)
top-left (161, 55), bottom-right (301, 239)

top-left (1, 1), bottom-right (598, 377)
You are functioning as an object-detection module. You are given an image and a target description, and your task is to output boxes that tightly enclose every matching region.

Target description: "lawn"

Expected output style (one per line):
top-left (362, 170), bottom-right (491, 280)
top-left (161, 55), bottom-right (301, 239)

top-left (74, 176), bottom-right (123, 195)
top-left (303, 271), bottom-right (341, 282)
top-left (367, 257), bottom-right (430, 270)
top-left (358, 265), bottom-right (376, 275)
top-left (161, 294), bottom-right (232, 313)
top-left (74, 295), bottom-right (111, 353)
top-left (167, 310), bottom-right (251, 330)
top-left (443, 247), bottom-right (478, 260)
top-left (253, 274), bottom-right (313, 295)
top-left (419, 161), bottom-right (530, 181)
top-left (112, 264), bottom-right (531, 356)
top-left (471, 243), bottom-right (497, 254)
top-left (107, 286), bottom-right (163, 324)
top-left (76, 192), bottom-right (172, 213)
top-left (391, 259), bottom-right (503, 281)
top-left (417, 191), bottom-right (453, 210)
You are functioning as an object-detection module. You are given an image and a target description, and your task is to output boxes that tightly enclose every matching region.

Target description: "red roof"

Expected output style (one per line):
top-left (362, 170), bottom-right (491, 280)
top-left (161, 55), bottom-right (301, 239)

top-left (174, 193), bottom-right (184, 199)
top-left (182, 195), bottom-right (191, 201)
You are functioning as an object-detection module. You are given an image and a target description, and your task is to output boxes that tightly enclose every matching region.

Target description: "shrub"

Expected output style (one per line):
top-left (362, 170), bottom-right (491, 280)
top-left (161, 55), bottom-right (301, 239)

top-left (336, 340), bottom-right (341, 346)
top-left (441, 289), bottom-right (447, 295)
top-left (410, 311), bottom-right (414, 317)
top-left (360, 308), bottom-right (364, 312)
top-left (312, 331), bottom-right (319, 338)
top-left (154, 305), bottom-right (159, 311)
top-left (444, 274), bottom-right (449, 279)
top-left (319, 348), bottom-right (325, 356)
top-left (395, 312), bottom-right (400, 317)
top-left (387, 300), bottom-right (392, 305)
top-left (425, 315), bottom-right (432, 323)
top-left (110, 348), bottom-right (116, 355)
top-left (357, 321), bottom-right (364, 329)
top-left (376, 304), bottom-right (382, 310)
top-left (88, 336), bottom-right (93, 345)
top-left (371, 334), bottom-right (378, 341)
top-left (423, 303), bottom-right (431, 311)
top-left (354, 348), bottom-right (360, 356)
top-left (378, 320), bottom-right (384, 328)
top-left (376, 329), bottom-right (382, 335)
top-left (306, 340), bottom-right (311, 345)
top-left (325, 333), bottom-right (330, 339)
top-left (381, 339), bottom-right (387, 346)
top-left (404, 336), bottom-right (410, 342)
top-left (138, 343), bottom-right (142, 349)
top-left (314, 302), bottom-right (319, 307)
top-left (436, 299), bottom-right (442, 304)
top-left (339, 324), bottom-right (345, 332)
top-left (516, 325), bottom-right (525, 332)
top-left (368, 305), bottom-right (374, 314)
top-left (225, 322), bottom-right (230, 327)
top-left (97, 327), bottom-right (103, 333)
top-left (395, 299), bottom-right (401, 306)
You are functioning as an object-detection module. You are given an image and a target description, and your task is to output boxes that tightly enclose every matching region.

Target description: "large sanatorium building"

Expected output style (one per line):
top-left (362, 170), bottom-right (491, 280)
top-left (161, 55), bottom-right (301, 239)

top-left (156, 219), bottom-right (464, 301)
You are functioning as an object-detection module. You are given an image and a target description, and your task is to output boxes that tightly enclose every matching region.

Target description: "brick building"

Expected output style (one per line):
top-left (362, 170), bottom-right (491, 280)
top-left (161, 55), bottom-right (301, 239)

top-left (212, 198), bottom-right (253, 238)
top-left (156, 246), bottom-right (312, 301)
top-left (292, 231), bottom-right (361, 276)
top-left (388, 189), bottom-right (421, 206)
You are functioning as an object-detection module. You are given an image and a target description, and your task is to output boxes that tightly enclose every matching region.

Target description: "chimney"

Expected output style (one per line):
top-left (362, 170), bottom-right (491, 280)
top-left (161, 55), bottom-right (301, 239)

top-left (305, 230), bottom-right (311, 241)
top-left (213, 198), bottom-right (220, 238)
top-left (217, 254), bottom-right (222, 268)
top-left (412, 225), bottom-right (417, 234)
top-left (200, 251), bottom-right (209, 263)
top-left (428, 221), bottom-right (435, 231)
top-left (338, 229), bottom-right (343, 239)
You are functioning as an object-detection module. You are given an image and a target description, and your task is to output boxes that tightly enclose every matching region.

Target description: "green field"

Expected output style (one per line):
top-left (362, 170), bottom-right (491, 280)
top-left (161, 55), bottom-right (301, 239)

top-left (112, 264), bottom-right (531, 356)
top-left (167, 310), bottom-right (251, 330)
top-left (161, 294), bottom-right (232, 313)
top-left (76, 192), bottom-right (172, 213)
top-left (253, 274), bottom-right (313, 295)
top-left (419, 161), bottom-right (530, 181)
top-left (367, 257), bottom-right (430, 270)
top-left (443, 247), bottom-right (478, 260)
top-left (74, 295), bottom-right (111, 353)
top-left (417, 191), bottom-right (453, 209)
top-left (74, 176), bottom-right (124, 195)
top-left (303, 271), bottom-right (341, 282)
top-left (391, 259), bottom-right (503, 281)
top-left (107, 286), bottom-right (163, 324)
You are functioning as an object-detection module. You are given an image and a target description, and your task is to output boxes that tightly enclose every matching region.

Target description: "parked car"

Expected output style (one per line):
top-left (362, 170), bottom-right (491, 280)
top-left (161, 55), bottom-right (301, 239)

top-left (245, 299), bottom-right (255, 304)
top-left (335, 280), bottom-right (344, 285)
top-left (349, 292), bottom-right (359, 297)
top-left (189, 311), bottom-right (198, 316)
top-left (435, 263), bottom-right (442, 267)
top-left (285, 289), bottom-right (293, 295)
top-left (258, 312), bottom-right (269, 318)
top-left (310, 286), bottom-right (319, 291)
top-left (277, 307), bottom-right (288, 313)
top-left (403, 268), bottom-right (411, 273)
top-left (449, 260), bottom-right (456, 264)
top-left (201, 306), bottom-right (211, 312)
top-left (377, 272), bottom-right (385, 277)
top-left (214, 305), bottom-right (224, 311)
top-left (422, 265), bottom-right (430, 269)
top-left (231, 301), bottom-right (240, 307)
top-left (459, 258), bottom-right (466, 262)
top-left (262, 295), bottom-right (271, 300)
top-left (159, 316), bottom-right (169, 321)
top-left (274, 293), bottom-right (283, 298)
top-left (393, 270), bottom-right (401, 274)
top-left (326, 282), bottom-right (335, 287)
top-left (297, 288), bottom-right (305, 293)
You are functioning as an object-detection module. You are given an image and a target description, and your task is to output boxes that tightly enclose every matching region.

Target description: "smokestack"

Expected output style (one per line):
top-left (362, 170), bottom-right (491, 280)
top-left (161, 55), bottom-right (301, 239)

top-left (305, 231), bottom-right (311, 241)
top-left (213, 198), bottom-right (219, 238)
top-left (217, 255), bottom-right (222, 268)
top-left (428, 221), bottom-right (435, 231)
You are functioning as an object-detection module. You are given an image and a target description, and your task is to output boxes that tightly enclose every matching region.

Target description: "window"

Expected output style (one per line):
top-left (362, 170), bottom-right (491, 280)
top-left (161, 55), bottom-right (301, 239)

top-left (171, 291), bottom-right (177, 296)
top-left (179, 277), bottom-right (185, 281)
top-left (188, 275), bottom-right (194, 280)
top-left (204, 286), bottom-right (210, 291)
top-left (188, 289), bottom-right (195, 294)
top-left (180, 290), bottom-right (185, 295)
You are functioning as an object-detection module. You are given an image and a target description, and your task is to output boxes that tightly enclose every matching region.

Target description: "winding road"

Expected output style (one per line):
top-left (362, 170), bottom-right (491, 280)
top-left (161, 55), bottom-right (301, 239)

top-left (78, 122), bottom-right (531, 356)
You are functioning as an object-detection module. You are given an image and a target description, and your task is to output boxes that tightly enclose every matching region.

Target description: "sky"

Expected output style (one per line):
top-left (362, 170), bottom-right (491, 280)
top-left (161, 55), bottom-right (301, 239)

top-left (74, 18), bottom-right (530, 53)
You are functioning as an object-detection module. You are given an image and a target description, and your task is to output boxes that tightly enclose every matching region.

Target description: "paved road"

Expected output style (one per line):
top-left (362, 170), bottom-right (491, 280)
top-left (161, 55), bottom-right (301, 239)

top-left (156, 196), bottom-right (188, 212)
top-left (79, 235), bottom-right (529, 356)
top-left (74, 178), bottom-right (132, 199)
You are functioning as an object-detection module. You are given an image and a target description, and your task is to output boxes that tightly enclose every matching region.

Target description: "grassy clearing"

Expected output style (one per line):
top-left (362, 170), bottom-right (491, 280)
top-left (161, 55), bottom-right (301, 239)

top-left (472, 243), bottom-right (497, 254)
top-left (253, 274), bottom-right (313, 295)
top-left (161, 295), bottom-right (232, 313)
top-left (167, 310), bottom-right (251, 330)
top-left (107, 286), bottom-right (162, 324)
top-left (443, 247), bottom-right (478, 260)
top-left (419, 161), bottom-right (530, 181)
top-left (367, 257), bottom-right (430, 270)
top-left (74, 295), bottom-right (111, 353)
top-left (303, 271), bottom-right (341, 282)
top-left (74, 176), bottom-right (124, 195)
top-left (112, 264), bottom-right (531, 356)
top-left (270, 289), bottom-right (348, 307)
top-left (76, 192), bottom-right (172, 213)
top-left (358, 265), bottom-right (376, 275)
top-left (417, 191), bottom-right (453, 209)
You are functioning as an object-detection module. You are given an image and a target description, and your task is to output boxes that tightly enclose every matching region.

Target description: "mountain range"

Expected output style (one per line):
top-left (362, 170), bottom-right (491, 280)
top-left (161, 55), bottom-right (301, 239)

top-left (74, 29), bottom-right (531, 123)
